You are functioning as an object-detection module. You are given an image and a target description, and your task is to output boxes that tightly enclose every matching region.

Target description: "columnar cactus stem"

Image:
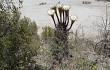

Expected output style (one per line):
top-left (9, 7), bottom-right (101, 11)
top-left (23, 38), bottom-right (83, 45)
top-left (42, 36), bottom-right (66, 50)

top-left (48, 5), bottom-right (77, 63)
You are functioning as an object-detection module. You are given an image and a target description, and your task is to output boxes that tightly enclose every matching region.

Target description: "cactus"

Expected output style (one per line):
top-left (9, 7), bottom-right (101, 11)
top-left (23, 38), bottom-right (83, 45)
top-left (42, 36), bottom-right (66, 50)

top-left (48, 5), bottom-right (77, 63)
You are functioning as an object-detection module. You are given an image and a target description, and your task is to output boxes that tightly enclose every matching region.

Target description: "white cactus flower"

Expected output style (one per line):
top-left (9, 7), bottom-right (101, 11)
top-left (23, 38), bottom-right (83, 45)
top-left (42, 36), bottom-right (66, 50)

top-left (47, 9), bottom-right (55, 16)
top-left (51, 5), bottom-right (57, 11)
top-left (70, 16), bottom-right (77, 21)
top-left (51, 5), bottom-right (56, 8)
top-left (63, 5), bottom-right (70, 10)
top-left (57, 4), bottom-right (62, 8)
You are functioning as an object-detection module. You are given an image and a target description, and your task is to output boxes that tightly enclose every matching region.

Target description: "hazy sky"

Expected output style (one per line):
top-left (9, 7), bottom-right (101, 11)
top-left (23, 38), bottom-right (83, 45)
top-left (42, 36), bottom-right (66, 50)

top-left (0, 0), bottom-right (3, 3)
top-left (23, 0), bottom-right (94, 6)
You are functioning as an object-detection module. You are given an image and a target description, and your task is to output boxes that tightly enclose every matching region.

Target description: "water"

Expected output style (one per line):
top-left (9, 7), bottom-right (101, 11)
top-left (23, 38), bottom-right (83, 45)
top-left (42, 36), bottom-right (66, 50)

top-left (20, 0), bottom-right (110, 36)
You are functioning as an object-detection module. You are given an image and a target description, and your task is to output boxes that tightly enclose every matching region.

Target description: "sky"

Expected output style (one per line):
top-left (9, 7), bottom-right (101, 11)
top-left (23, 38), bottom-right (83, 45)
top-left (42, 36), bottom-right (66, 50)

top-left (0, 0), bottom-right (3, 3)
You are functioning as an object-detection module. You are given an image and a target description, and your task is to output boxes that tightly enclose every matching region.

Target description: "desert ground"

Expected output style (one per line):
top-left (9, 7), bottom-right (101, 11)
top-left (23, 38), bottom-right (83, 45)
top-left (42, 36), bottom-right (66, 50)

top-left (21, 0), bottom-right (110, 36)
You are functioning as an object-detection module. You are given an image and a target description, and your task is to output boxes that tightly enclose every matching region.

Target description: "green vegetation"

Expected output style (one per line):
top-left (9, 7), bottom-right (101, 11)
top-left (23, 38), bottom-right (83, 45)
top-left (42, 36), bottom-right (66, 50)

top-left (0, 1), bottom-right (40, 70)
top-left (74, 57), bottom-right (99, 70)
top-left (41, 26), bottom-right (54, 41)
top-left (0, 0), bottom-right (110, 70)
